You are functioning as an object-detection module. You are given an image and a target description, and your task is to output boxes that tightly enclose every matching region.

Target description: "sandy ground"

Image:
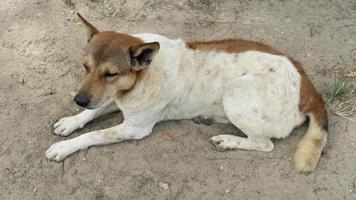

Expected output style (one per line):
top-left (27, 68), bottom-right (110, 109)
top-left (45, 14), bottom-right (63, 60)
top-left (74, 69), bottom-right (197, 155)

top-left (0, 0), bottom-right (355, 199)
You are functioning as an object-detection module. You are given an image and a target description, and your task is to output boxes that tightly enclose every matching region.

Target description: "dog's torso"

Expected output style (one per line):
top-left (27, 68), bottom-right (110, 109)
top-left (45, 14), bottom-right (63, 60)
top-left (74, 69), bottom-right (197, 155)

top-left (117, 33), bottom-right (305, 138)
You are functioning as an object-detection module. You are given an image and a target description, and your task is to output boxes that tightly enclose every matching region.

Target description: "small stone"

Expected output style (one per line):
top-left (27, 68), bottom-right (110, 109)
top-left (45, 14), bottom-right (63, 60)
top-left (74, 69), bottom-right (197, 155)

top-left (33, 187), bottom-right (38, 193)
top-left (219, 165), bottom-right (224, 171)
top-left (20, 76), bottom-right (26, 84)
top-left (159, 182), bottom-right (169, 190)
top-left (225, 189), bottom-right (230, 194)
top-left (130, 170), bottom-right (143, 176)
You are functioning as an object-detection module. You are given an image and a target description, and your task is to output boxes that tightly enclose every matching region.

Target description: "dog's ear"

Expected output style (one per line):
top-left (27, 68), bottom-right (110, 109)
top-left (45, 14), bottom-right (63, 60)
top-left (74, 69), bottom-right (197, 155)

top-left (129, 42), bottom-right (160, 71)
top-left (77, 13), bottom-right (99, 42)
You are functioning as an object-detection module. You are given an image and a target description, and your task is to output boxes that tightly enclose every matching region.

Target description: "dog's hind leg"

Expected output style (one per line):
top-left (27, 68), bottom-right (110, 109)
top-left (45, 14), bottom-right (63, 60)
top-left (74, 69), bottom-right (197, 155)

top-left (210, 86), bottom-right (275, 152)
top-left (54, 99), bottom-right (119, 136)
top-left (210, 76), bottom-right (284, 152)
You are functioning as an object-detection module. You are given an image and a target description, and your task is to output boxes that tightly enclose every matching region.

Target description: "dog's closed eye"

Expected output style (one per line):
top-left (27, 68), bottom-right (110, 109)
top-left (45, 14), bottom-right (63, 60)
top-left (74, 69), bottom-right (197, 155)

top-left (104, 72), bottom-right (119, 77)
top-left (83, 64), bottom-right (90, 72)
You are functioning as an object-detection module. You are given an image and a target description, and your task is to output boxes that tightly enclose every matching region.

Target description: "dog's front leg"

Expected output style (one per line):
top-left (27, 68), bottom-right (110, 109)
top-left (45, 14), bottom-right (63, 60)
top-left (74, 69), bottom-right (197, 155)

top-left (54, 99), bottom-right (119, 136)
top-left (46, 122), bottom-right (153, 161)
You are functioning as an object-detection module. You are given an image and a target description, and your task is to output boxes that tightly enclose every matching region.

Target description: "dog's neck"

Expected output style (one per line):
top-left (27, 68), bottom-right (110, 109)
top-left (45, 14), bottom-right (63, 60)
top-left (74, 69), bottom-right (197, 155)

top-left (115, 33), bottom-right (193, 118)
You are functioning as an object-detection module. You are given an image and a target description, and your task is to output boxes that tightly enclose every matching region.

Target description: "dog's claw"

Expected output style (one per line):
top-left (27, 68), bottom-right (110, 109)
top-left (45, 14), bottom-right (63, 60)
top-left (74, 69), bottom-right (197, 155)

top-left (192, 116), bottom-right (214, 125)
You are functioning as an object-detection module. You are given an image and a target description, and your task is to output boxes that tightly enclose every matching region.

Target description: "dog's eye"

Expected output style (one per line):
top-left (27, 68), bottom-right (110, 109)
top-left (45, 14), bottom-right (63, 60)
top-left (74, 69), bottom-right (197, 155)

top-left (83, 64), bottom-right (89, 72)
top-left (104, 72), bottom-right (119, 77)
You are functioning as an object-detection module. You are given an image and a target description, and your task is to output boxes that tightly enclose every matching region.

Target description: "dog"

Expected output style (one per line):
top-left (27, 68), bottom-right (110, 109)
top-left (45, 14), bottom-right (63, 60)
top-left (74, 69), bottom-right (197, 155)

top-left (46, 13), bottom-right (328, 172)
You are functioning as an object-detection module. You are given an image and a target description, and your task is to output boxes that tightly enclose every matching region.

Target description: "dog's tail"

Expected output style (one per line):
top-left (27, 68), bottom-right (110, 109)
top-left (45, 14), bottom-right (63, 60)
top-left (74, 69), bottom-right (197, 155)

top-left (293, 104), bottom-right (328, 172)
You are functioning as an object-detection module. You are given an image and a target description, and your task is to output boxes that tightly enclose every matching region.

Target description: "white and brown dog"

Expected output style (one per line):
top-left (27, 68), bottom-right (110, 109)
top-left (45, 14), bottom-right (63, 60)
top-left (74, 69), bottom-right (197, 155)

top-left (46, 14), bottom-right (328, 172)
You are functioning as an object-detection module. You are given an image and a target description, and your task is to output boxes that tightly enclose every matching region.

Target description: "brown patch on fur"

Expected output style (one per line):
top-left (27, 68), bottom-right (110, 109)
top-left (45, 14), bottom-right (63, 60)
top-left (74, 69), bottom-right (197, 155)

top-left (77, 31), bottom-right (145, 104)
top-left (187, 39), bottom-right (284, 55)
top-left (99, 130), bottom-right (123, 141)
top-left (289, 58), bottom-right (328, 131)
top-left (85, 31), bottom-right (143, 70)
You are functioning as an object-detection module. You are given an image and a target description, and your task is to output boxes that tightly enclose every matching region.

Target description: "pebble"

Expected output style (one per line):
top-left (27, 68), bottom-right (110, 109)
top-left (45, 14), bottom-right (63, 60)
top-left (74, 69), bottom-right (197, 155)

top-left (219, 164), bottom-right (224, 171)
top-left (159, 182), bottom-right (169, 190)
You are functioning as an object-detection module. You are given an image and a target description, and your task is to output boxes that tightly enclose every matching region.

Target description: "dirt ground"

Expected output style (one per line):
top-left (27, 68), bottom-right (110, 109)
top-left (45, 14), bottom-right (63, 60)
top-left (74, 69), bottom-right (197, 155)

top-left (0, 0), bottom-right (355, 199)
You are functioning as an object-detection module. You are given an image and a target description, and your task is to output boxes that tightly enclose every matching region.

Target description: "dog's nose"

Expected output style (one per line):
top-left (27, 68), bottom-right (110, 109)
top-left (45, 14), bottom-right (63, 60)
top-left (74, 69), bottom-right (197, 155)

top-left (74, 95), bottom-right (90, 108)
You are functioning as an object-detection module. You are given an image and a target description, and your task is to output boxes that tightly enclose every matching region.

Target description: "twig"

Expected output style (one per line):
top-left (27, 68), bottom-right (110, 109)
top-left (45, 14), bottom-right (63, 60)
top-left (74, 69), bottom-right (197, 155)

top-left (332, 111), bottom-right (355, 122)
top-left (330, 24), bottom-right (356, 38)
top-left (0, 137), bottom-right (8, 148)
top-left (0, 147), bottom-right (11, 157)
top-left (170, 183), bottom-right (186, 200)
top-left (61, 160), bottom-right (65, 181)
top-left (59, 68), bottom-right (71, 77)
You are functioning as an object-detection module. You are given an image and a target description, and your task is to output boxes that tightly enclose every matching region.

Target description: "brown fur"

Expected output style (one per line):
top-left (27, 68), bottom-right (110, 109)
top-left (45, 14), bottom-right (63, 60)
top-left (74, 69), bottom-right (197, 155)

top-left (77, 31), bottom-right (144, 104)
top-left (187, 39), bottom-right (328, 172)
top-left (187, 39), bottom-right (284, 55)
top-left (77, 13), bottom-right (99, 41)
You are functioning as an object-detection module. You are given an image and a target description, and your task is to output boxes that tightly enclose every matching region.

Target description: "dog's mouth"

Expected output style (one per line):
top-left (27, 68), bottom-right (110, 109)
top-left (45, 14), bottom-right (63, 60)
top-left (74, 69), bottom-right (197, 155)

top-left (85, 102), bottom-right (101, 110)
top-left (72, 90), bottom-right (116, 110)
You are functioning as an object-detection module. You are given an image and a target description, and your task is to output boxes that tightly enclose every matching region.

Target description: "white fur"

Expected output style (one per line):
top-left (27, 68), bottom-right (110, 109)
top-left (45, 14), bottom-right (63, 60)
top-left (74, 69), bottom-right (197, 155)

top-left (46, 33), bottom-right (305, 161)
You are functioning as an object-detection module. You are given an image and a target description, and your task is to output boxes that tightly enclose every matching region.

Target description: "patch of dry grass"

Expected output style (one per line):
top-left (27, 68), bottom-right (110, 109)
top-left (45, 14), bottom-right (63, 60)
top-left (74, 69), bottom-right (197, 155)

top-left (332, 99), bottom-right (356, 122)
top-left (326, 78), bottom-right (355, 121)
top-left (326, 78), bottom-right (352, 104)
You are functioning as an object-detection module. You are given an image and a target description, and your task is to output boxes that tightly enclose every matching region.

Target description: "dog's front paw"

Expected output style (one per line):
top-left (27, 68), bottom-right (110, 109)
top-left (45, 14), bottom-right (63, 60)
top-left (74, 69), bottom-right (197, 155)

top-left (46, 140), bottom-right (78, 161)
top-left (54, 116), bottom-right (85, 136)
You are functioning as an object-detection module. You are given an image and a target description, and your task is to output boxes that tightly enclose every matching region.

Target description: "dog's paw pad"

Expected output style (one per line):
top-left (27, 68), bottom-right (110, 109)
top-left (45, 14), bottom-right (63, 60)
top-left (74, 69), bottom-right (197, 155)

top-left (53, 116), bottom-right (84, 136)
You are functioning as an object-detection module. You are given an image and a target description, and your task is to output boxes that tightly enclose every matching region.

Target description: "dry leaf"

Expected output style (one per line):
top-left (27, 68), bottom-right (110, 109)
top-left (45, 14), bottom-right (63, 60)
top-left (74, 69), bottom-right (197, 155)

top-left (346, 71), bottom-right (356, 77)
top-left (159, 132), bottom-right (173, 141)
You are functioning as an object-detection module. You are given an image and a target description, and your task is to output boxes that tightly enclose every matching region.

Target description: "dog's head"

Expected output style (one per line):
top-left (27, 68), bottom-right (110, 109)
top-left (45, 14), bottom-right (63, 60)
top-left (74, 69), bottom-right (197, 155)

top-left (73, 13), bottom-right (159, 109)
